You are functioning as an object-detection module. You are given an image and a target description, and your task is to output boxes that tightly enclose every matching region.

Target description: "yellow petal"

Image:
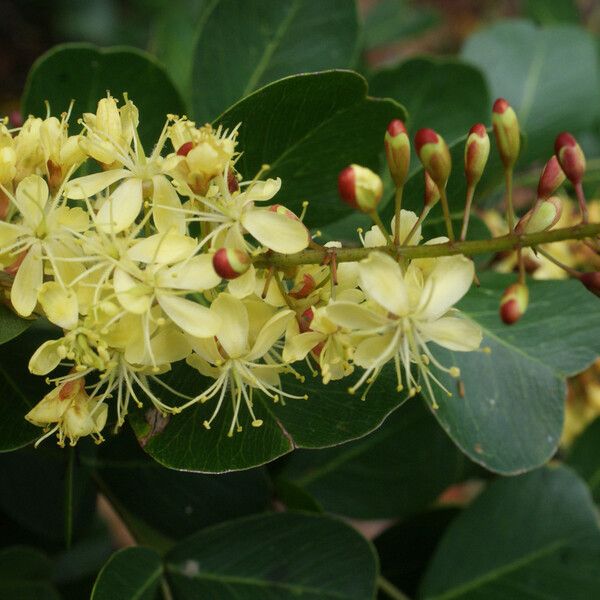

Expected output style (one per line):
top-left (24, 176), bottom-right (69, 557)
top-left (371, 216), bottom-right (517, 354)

top-left (210, 293), bottom-right (249, 358)
top-left (11, 242), bottom-right (42, 316)
top-left (127, 229), bottom-right (196, 264)
top-left (157, 254), bottom-right (220, 291)
top-left (243, 178), bottom-right (281, 202)
top-left (15, 175), bottom-right (48, 231)
top-left (114, 267), bottom-right (152, 314)
top-left (358, 252), bottom-right (409, 316)
top-left (247, 309), bottom-right (294, 360)
top-left (227, 265), bottom-right (256, 298)
top-left (283, 330), bottom-right (324, 363)
top-left (38, 281), bottom-right (79, 329)
top-left (28, 338), bottom-right (64, 375)
top-left (152, 174), bottom-right (185, 234)
top-left (64, 169), bottom-right (129, 199)
top-left (353, 332), bottom-right (397, 368)
top-left (418, 316), bottom-right (482, 351)
top-left (96, 177), bottom-right (143, 234)
top-left (157, 293), bottom-right (221, 338)
top-left (241, 208), bottom-right (308, 253)
top-left (326, 301), bottom-right (387, 330)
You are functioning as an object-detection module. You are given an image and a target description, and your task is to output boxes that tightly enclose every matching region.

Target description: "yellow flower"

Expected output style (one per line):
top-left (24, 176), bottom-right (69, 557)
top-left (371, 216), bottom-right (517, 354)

top-left (327, 251), bottom-right (482, 406)
top-left (25, 377), bottom-right (108, 447)
top-left (185, 293), bottom-right (305, 436)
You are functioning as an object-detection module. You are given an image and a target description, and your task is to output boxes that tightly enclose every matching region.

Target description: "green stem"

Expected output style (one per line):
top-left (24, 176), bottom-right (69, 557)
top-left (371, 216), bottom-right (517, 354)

top-left (439, 187), bottom-right (455, 241)
top-left (370, 210), bottom-right (394, 246)
top-left (378, 575), bottom-right (412, 600)
top-left (253, 223), bottom-right (600, 269)
top-left (460, 184), bottom-right (475, 241)
top-left (505, 166), bottom-right (515, 231)
top-left (64, 446), bottom-right (75, 549)
top-left (393, 186), bottom-right (404, 245)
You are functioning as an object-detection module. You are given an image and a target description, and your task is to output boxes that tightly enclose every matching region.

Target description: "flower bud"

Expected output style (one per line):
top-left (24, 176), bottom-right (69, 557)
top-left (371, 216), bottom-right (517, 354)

top-left (338, 164), bottom-right (383, 213)
top-left (424, 171), bottom-right (440, 208)
top-left (227, 169), bottom-right (239, 193)
top-left (212, 248), bottom-right (251, 280)
top-left (580, 272), bottom-right (600, 298)
top-left (415, 128), bottom-right (451, 190)
top-left (499, 282), bottom-right (529, 325)
top-left (537, 156), bottom-right (565, 200)
top-left (384, 119), bottom-right (410, 188)
top-left (516, 197), bottom-right (562, 234)
top-left (492, 98), bottom-right (520, 169)
top-left (554, 132), bottom-right (586, 185)
top-left (464, 123), bottom-right (490, 187)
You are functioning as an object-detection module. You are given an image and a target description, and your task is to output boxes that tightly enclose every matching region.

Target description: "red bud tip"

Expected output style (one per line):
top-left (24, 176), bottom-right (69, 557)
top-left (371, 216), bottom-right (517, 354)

top-left (469, 123), bottom-right (487, 137)
top-left (414, 128), bottom-right (439, 153)
top-left (387, 119), bottom-right (407, 137)
top-left (580, 272), bottom-right (600, 298)
top-left (492, 98), bottom-right (510, 114)
top-left (177, 141), bottom-right (195, 157)
top-left (299, 307), bottom-right (315, 332)
top-left (338, 165), bottom-right (383, 212)
top-left (537, 156), bottom-right (565, 200)
top-left (338, 166), bottom-right (356, 205)
top-left (554, 132), bottom-right (586, 184)
top-left (212, 248), bottom-right (251, 280)
top-left (499, 282), bottom-right (529, 325)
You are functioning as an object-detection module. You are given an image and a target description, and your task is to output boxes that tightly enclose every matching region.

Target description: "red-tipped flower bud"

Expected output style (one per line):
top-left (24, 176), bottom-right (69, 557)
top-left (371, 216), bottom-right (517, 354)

top-left (554, 132), bottom-right (586, 185)
top-left (464, 123), bottom-right (490, 187)
top-left (580, 272), bottom-right (600, 298)
top-left (424, 171), bottom-right (440, 208)
top-left (384, 119), bottom-right (410, 188)
top-left (212, 248), bottom-right (251, 280)
top-left (516, 197), bottom-right (562, 234)
top-left (338, 164), bottom-right (383, 213)
top-left (537, 156), bottom-right (565, 200)
top-left (290, 273), bottom-right (317, 299)
top-left (492, 98), bottom-right (520, 169)
top-left (176, 141), bottom-right (195, 157)
top-left (499, 282), bottom-right (529, 325)
top-left (415, 128), bottom-right (451, 190)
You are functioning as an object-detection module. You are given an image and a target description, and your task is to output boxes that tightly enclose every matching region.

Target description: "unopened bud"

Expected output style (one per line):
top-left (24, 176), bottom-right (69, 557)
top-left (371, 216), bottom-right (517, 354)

top-left (424, 171), bottom-right (440, 208)
top-left (537, 156), bottom-right (565, 200)
top-left (384, 119), bottom-right (410, 188)
top-left (516, 197), bottom-right (562, 234)
top-left (554, 132), bottom-right (586, 185)
top-left (580, 272), bottom-right (600, 298)
top-left (464, 124), bottom-right (490, 187)
top-left (212, 248), bottom-right (251, 280)
top-left (415, 128), bottom-right (451, 190)
top-left (338, 165), bottom-right (383, 213)
top-left (492, 98), bottom-right (520, 169)
top-left (499, 282), bottom-right (529, 325)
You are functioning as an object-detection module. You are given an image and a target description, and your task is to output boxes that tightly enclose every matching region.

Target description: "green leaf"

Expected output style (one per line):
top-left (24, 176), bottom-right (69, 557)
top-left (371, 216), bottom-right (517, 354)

top-left (420, 466), bottom-right (600, 599)
top-left (129, 359), bottom-right (407, 473)
top-left (461, 20), bottom-right (600, 163)
top-left (567, 416), bottom-right (600, 503)
top-left (165, 512), bottom-right (377, 599)
top-left (215, 70), bottom-right (406, 228)
top-left (370, 57), bottom-right (490, 144)
top-left (278, 400), bottom-right (467, 519)
top-left (525, 0), bottom-right (580, 24)
top-left (191, 0), bottom-right (360, 122)
top-left (151, 0), bottom-right (215, 96)
top-left (91, 427), bottom-right (271, 539)
top-left (0, 546), bottom-right (61, 600)
top-left (430, 273), bottom-right (600, 474)
top-left (0, 326), bottom-right (53, 452)
top-left (21, 43), bottom-right (186, 148)
top-left (0, 305), bottom-right (33, 346)
top-left (91, 547), bottom-right (162, 600)
top-left (0, 447), bottom-right (95, 542)
top-left (374, 508), bottom-right (460, 599)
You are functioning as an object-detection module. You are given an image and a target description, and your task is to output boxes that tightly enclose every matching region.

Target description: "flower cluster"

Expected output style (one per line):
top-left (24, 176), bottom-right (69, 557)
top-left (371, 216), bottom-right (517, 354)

top-left (1, 95), bottom-right (483, 447)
